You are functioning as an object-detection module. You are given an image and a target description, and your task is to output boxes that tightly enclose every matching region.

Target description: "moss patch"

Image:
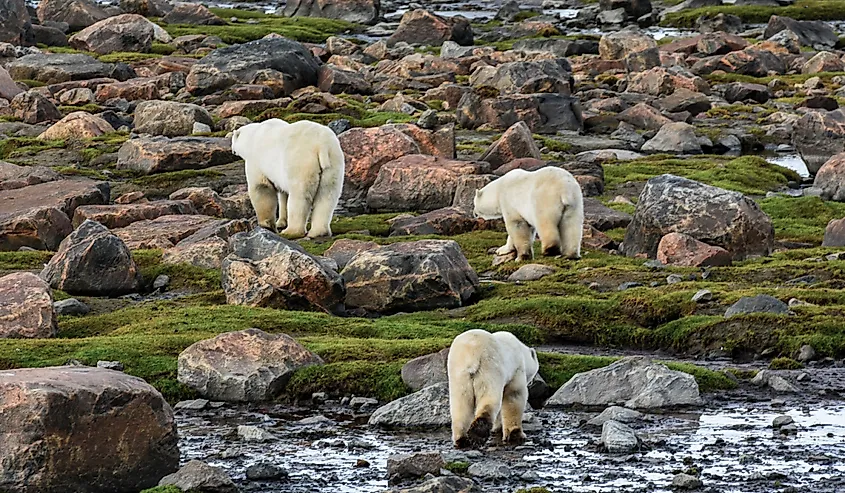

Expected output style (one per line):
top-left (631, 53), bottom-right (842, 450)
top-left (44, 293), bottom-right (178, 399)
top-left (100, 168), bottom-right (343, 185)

top-left (662, 0), bottom-right (845, 27)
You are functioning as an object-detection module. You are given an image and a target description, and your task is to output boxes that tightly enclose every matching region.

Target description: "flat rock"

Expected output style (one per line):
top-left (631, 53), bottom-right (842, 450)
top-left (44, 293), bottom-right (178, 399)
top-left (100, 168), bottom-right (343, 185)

top-left (8, 53), bottom-right (111, 85)
top-left (584, 198), bottom-right (632, 231)
top-left (401, 347), bottom-right (450, 392)
top-left (112, 214), bottom-right (223, 249)
top-left (368, 382), bottom-right (451, 428)
top-left (602, 420), bottom-right (639, 453)
top-left (656, 232), bottom-right (732, 267)
top-left (158, 460), bottom-right (237, 493)
top-left (724, 294), bottom-right (789, 318)
top-left (0, 272), bottom-right (57, 338)
top-left (587, 406), bottom-right (644, 426)
top-left (116, 135), bottom-right (237, 175)
top-left (508, 264), bottom-right (556, 282)
top-left (323, 238), bottom-right (380, 271)
top-left (0, 161), bottom-right (60, 191)
top-left (72, 200), bottom-right (196, 229)
top-left (387, 452), bottom-right (445, 481)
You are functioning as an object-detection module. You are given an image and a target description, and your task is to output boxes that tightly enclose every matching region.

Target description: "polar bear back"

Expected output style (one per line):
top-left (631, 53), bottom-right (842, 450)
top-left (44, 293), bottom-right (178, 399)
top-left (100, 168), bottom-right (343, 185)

top-left (475, 167), bottom-right (582, 225)
top-left (448, 329), bottom-right (538, 385)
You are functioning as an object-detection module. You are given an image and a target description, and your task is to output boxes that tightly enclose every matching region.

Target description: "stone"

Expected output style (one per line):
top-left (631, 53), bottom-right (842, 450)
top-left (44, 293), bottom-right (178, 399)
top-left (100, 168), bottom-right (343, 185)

top-left (797, 344), bottom-right (816, 363)
top-left (38, 111), bottom-right (113, 140)
top-left (802, 51), bottom-right (844, 75)
top-left (752, 370), bottom-right (799, 393)
top-left (0, 366), bottom-right (178, 492)
top-left (823, 217), bottom-right (845, 247)
top-left (323, 238), bottom-right (379, 271)
top-left (53, 297), bottom-right (89, 316)
top-left (587, 406), bottom-right (643, 426)
top-left (387, 9), bottom-right (472, 48)
top-left (691, 289), bottom-right (712, 303)
top-left (724, 82), bottom-right (769, 104)
top-left (599, 26), bottom-right (657, 60)
top-left (388, 207), bottom-right (495, 237)
top-left (158, 460), bottom-right (237, 493)
top-left (467, 461), bottom-right (511, 479)
top-left (10, 91), bottom-right (61, 124)
top-left (317, 64), bottom-right (372, 95)
top-left (478, 121), bottom-right (541, 170)
top-left (641, 122), bottom-right (702, 154)
top-left (368, 382), bottom-right (451, 428)
top-left (813, 153), bottom-right (845, 201)
top-left (692, 48), bottom-right (785, 77)
top-left (134, 100), bottom-right (214, 137)
top-left (282, 0), bottom-right (379, 24)
top-left (546, 356), bottom-right (701, 408)
top-left (116, 136), bottom-right (237, 174)
top-left (112, 215), bottom-right (226, 250)
top-left (401, 348), bottom-right (449, 392)
top-left (387, 452), bottom-right (445, 481)
top-left (8, 53), bottom-right (111, 85)
top-left (246, 462), bottom-right (288, 481)
top-left (584, 198), bottom-right (632, 231)
top-left (696, 12), bottom-right (742, 34)
top-left (343, 240), bottom-right (479, 313)
top-left (672, 473), bottom-right (703, 490)
top-left (508, 264), bottom-right (556, 282)
top-left (0, 272), bottom-right (56, 338)
top-left (623, 174), bottom-right (774, 260)
top-left (178, 328), bottom-right (323, 402)
top-left (40, 220), bottom-right (141, 295)
top-left (457, 92), bottom-right (583, 134)
top-left (174, 398), bottom-right (209, 411)
top-left (724, 295), bottom-right (790, 318)
top-left (452, 174), bottom-right (497, 212)
top-left (31, 24), bottom-right (67, 46)
top-left (0, 0), bottom-right (31, 45)
top-left (600, 0), bottom-right (651, 18)
top-left (381, 477), bottom-right (481, 493)
top-left (238, 424), bottom-right (276, 441)
top-left (68, 14), bottom-right (155, 55)
top-left (656, 232), bottom-right (732, 267)
top-left (0, 161), bottom-right (60, 191)
top-left (120, 0), bottom-right (173, 17)
top-left (37, 0), bottom-right (108, 31)
top-left (618, 103), bottom-right (671, 131)
top-left (654, 88), bottom-right (711, 115)
top-left (512, 37), bottom-right (598, 57)
top-left (793, 109), bottom-right (845, 175)
top-left (161, 3), bottom-right (224, 25)
top-left (169, 187), bottom-right (251, 219)
top-left (0, 66), bottom-right (22, 101)
top-left (763, 15), bottom-right (838, 49)
top-left (626, 67), bottom-right (710, 97)
top-left (598, 7), bottom-right (627, 25)
top-left (772, 415), bottom-right (794, 428)
top-left (470, 59), bottom-right (573, 96)
top-left (601, 420), bottom-right (639, 453)
top-left (186, 37), bottom-right (320, 96)
top-left (366, 155), bottom-right (487, 212)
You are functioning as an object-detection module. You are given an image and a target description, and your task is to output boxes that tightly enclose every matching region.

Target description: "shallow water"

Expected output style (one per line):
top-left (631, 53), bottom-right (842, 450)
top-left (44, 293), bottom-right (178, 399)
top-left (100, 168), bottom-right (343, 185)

top-left (177, 398), bottom-right (845, 492)
top-left (764, 152), bottom-right (810, 178)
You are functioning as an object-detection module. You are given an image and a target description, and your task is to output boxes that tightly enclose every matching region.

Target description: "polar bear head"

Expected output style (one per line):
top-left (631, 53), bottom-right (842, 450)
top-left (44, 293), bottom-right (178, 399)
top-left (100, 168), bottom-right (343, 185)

top-left (230, 119), bottom-right (291, 159)
top-left (473, 188), bottom-right (500, 220)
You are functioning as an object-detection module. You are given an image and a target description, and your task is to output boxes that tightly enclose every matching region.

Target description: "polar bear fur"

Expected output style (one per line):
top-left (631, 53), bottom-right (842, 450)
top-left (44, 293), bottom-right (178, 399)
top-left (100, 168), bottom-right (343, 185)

top-left (230, 118), bottom-right (345, 239)
top-left (474, 167), bottom-right (584, 261)
top-left (447, 329), bottom-right (540, 448)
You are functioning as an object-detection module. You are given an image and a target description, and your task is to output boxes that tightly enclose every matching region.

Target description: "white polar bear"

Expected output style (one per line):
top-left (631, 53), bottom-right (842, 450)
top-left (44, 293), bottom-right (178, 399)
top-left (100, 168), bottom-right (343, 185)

top-left (447, 329), bottom-right (540, 448)
top-left (230, 118), bottom-right (345, 239)
top-left (473, 166), bottom-right (584, 261)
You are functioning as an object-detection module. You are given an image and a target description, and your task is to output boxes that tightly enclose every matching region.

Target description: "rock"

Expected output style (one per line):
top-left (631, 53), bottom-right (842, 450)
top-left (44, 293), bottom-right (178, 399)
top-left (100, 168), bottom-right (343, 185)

top-left (238, 424), bottom-right (276, 442)
top-left (823, 217), bottom-right (845, 247)
top-left (8, 53), bottom-right (111, 85)
top-left (245, 462), bottom-right (288, 481)
top-left (368, 382), bottom-right (451, 428)
top-left (38, 111), bottom-right (113, 140)
top-left (772, 415), bottom-right (794, 428)
top-left (672, 473), bottom-right (703, 490)
top-left (752, 371), bottom-right (799, 393)
top-left (692, 48), bottom-right (785, 77)
top-left (53, 297), bottom-right (89, 316)
top-left (187, 37), bottom-right (320, 96)
top-left (174, 398), bottom-right (209, 411)
top-left (387, 9), bottom-right (472, 47)
top-left (626, 67), bottom-right (710, 97)
top-left (161, 3), bottom-right (224, 25)
top-left (323, 238), bottom-right (379, 271)
top-left (0, 0), bottom-right (31, 45)
top-left (68, 14), bottom-right (155, 55)
top-left (802, 51), bottom-right (844, 74)
top-left (37, 0), bottom-right (108, 31)
top-left (513, 37), bottom-right (598, 57)
top-left (584, 197), bottom-right (632, 231)
top-left (618, 102), bottom-right (671, 131)
top-left (812, 153), bottom-right (845, 201)
top-left (158, 460), bottom-right (237, 493)
top-left (112, 215), bottom-right (229, 250)
top-left (696, 12), bottom-right (742, 34)
top-left (0, 178), bottom-right (108, 251)
top-left (401, 347), bottom-right (450, 392)
top-left (478, 121), bottom-right (541, 170)
top-left (599, 26), bottom-right (657, 60)
top-left (691, 289), bottom-right (712, 303)
top-left (624, 46), bottom-right (660, 73)
top-left (169, 187), bottom-right (251, 219)
top-left (317, 64), bottom-right (372, 95)
top-left (763, 15), bottom-right (838, 49)
top-left (74, 200), bottom-right (196, 230)
top-left (388, 207), bottom-right (494, 237)
top-left (96, 360), bottom-right (123, 371)
top-left (0, 272), bottom-right (56, 338)
top-left (470, 59), bottom-right (573, 95)
top-left (387, 452), bottom-right (445, 482)
top-left (654, 88), bottom-right (711, 115)
top-left (601, 420), bottom-right (639, 453)
top-left (656, 232), bottom-right (732, 267)
top-left (343, 239), bottom-right (479, 313)
top-left (452, 174), bottom-right (497, 212)
top-left (120, 0), bottom-right (173, 17)
top-left (0, 66), bottom-right (23, 101)
top-left (10, 91), bottom-right (61, 124)
top-left (799, 95), bottom-right (838, 111)
top-left (282, 0), bottom-right (379, 24)
top-left (724, 82), bottom-right (769, 103)
top-left (546, 356), bottom-right (701, 408)
top-left (641, 122), bottom-right (702, 154)
top-left (178, 328), bottom-right (323, 402)
top-left (0, 162), bottom-right (60, 192)
top-left (31, 24), bottom-right (68, 46)
top-left (508, 264), bottom-right (556, 282)
top-left (0, 366), bottom-right (179, 492)
top-left (134, 100), bottom-right (213, 137)
top-left (467, 461), bottom-right (511, 479)
top-left (724, 295), bottom-right (789, 318)
top-left (116, 136), bottom-right (237, 174)
top-left (600, 0), bottom-right (651, 18)
top-left (587, 406), bottom-right (643, 426)
top-left (381, 477), bottom-right (481, 493)
top-left (797, 344), bottom-right (816, 363)
top-left (366, 155), bottom-right (487, 212)
top-left (598, 7), bottom-right (627, 25)
top-left (623, 174), bottom-right (774, 260)
top-left (40, 220), bottom-right (141, 295)
top-left (456, 92), bottom-right (583, 133)
top-left (793, 109), bottom-right (845, 175)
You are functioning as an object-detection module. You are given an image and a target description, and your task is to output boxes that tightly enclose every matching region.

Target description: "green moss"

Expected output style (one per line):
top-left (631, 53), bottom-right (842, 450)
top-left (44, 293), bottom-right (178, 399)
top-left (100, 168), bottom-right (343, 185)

top-left (535, 135), bottom-right (573, 153)
top-left (162, 12), bottom-right (358, 44)
top-left (0, 137), bottom-right (66, 159)
top-left (0, 251), bottom-right (53, 270)
top-left (151, 43), bottom-right (176, 55)
top-left (445, 461), bottom-right (470, 474)
top-left (132, 250), bottom-right (222, 292)
top-left (662, 0), bottom-right (845, 27)
top-left (140, 486), bottom-right (182, 493)
top-left (58, 104), bottom-right (103, 114)
top-left (515, 489), bottom-right (552, 493)
top-left (704, 71), bottom-right (845, 86)
top-left (513, 11), bottom-right (541, 21)
top-left (130, 169), bottom-right (225, 190)
top-left (17, 79), bottom-right (46, 88)
top-left (98, 52), bottom-right (162, 64)
top-left (760, 196), bottom-right (845, 244)
top-left (53, 166), bottom-right (108, 180)
top-left (769, 357), bottom-right (803, 370)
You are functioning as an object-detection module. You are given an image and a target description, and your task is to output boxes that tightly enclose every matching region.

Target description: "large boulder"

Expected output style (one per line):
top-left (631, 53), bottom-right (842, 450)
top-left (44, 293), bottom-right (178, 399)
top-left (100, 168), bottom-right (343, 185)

top-left (456, 92), bottom-right (583, 134)
top-left (8, 53), bottom-right (111, 85)
top-left (724, 294), bottom-right (789, 318)
top-left (68, 14), bottom-right (155, 55)
top-left (368, 382), bottom-right (451, 428)
top-left (366, 155), bottom-right (488, 212)
top-left (0, 366), bottom-right (179, 492)
top-left (9, 91), bottom-right (61, 124)
top-left (388, 206), bottom-right (497, 236)
top-left (813, 153), bottom-right (845, 201)
top-left (0, 66), bottom-right (23, 101)
top-left (641, 122), bottom-right (702, 154)
top-left (0, 0), bottom-right (31, 45)
top-left (38, 111), bottom-right (113, 140)
top-left (763, 15), bottom-right (838, 49)
top-left (0, 272), bottom-right (57, 339)
top-left (656, 232), bottom-right (732, 267)
top-left (600, 0), bottom-right (651, 19)
top-left (342, 239), bottom-right (478, 313)
top-left (802, 51), bottom-right (844, 75)
top-left (120, 0), bottom-right (173, 17)
top-left (72, 200), bottom-right (196, 229)
top-left (823, 217), bottom-right (845, 247)
top-left (177, 328), bottom-right (324, 402)
top-left (623, 174), bottom-right (774, 260)
top-left (0, 161), bottom-right (60, 191)
top-left (692, 48), bottom-right (785, 77)
top-left (470, 59), bottom-right (573, 96)
top-left (186, 37), bottom-right (321, 96)
top-left (599, 27), bottom-right (657, 60)
top-left (161, 2), bottom-right (223, 25)
top-left (133, 100), bottom-right (213, 137)
top-left (282, 0), bottom-right (379, 24)
top-left (116, 136), bottom-right (237, 174)
top-left (40, 220), bottom-right (142, 295)
top-left (221, 228), bottom-right (346, 313)
top-left (546, 357), bottom-right (701, 408)
top-left (36, 0), bottom-right (109, 31)
top-left (793, 109), bottom-right (845, 175)
top-left (113, 215), bottom-right (232, 250)
top-left (387, 9), bottom-right (472, 47)
top-left (401, 347), bottom-right (450, 391)
top-left (724, 82), bottom-right (769, 104)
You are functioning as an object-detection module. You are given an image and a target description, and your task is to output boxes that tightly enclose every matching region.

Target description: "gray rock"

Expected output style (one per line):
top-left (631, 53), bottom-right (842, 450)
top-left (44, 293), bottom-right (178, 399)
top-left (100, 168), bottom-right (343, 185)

top-left (369, 382), bottom-right (451, 428)
top-left (601, 420), bottom-right (639, 453)
top-left (641, 122), bottom-right (702, 154)
top-left (134, 100), bottom-right (214, 138)
top-left (153, 274), bottom-right (169, 290)
top-left (508, 263), bottom-right (556, 282)
top-left (53, 297), bottom-right (90, 316)
top-left (245, 462), bottom-right (288, 481)
top-left (350, 396), bottom-right (379, 410)
top-left (587, 406), bottom-right (643, 426)
top-left (618, 281), bottom-right (643, 291)
top-left (158, 460), bottom-right (238, 493)
top-left (417, 109), bottom-right (439, 129)
top-left (7, 53), bottom-right (111, 85)
top-left (672, 473), bottom-right (703, 489)
top-left (470, 59), bottom-right (572, 96)
top-left (797, 344), bottom-right (816, 363)
top-left (751, 370), bottom-right (799, 393)
top-left (691, 289), bottom-right (712, 303)
top-left (401, 347), bottom-right (450, 391)
top-left (387, 452), bottom-right (445, 481)
top-left (666, 274), bottom-right (683, 285)
top-left (467, 460), bottom-right (511, 479)
top-left (546, 356), bottom-right (701, 408)
top-left (328, 118), bottom-right (351, 135)
top-left (772, 415), bottom-right (794, 428)
top-left (380, 476), bottom-right (481, 493)
top-left (193, 122), bottom-right (212, 134)
top-left (238, 425), bottom-right (276, 442)
top-left (174, 398), bottom-right (210, 411)
top-left (96, 360), bottom-right (124, 371)
top-left (724, 295), bottom-right (789, 318)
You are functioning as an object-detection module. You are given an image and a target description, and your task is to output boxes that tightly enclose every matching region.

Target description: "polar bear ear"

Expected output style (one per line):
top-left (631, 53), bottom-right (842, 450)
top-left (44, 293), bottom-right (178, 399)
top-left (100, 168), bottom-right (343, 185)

top-left (530, 348), bottom-right (538, 362)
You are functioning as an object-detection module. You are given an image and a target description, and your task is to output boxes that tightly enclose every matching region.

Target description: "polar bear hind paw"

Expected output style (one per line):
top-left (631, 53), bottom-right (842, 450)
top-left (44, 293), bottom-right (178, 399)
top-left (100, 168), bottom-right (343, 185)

top-left (464, 415), bottom-right (492, 449)
top-left (503, 429), bottom-right (527, 446)
top-left (541, 244), bottom-right (562, 257)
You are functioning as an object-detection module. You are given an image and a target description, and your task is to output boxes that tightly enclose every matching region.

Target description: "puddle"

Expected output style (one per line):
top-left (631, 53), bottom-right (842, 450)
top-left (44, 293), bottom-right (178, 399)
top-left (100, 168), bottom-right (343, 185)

top-left (764, 152), bottom-right (811, 178)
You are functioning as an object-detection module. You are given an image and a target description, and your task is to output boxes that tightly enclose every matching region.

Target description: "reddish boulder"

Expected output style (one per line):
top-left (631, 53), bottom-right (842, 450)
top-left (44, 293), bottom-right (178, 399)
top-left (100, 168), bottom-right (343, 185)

top-left (116, 136), bottom-right (237, 175)
top-left (10, 91), bottom-right (61, 124)
top-left (478, 121), bottom-right (541, 170)
top-left (38, 111), bottom-right (113, 140)
top-left (457, 92), bottom-right (583, 133)
top-left (213, 98), bottom-right (291, 119)
top-left (823, 217), bottom-right (845, 247)
top-left (94, 78), bottom-right (160, 102)
top-left (656, 232), bottom-right (733, 267)
top-left (626, 67), bottom-right (710, 96)
top-left (37, 0), bottom-right (108, 31)
top-left (388, 207), bottom-right (501, 236)
top-left (618, 102), bottom-right (671, 130)
top-left (0, 272), bottom-right (57, 339)
top-left (161, 2), bottom-right (224, 25)
top-left (72, 200), bottom-right (197, 229)
top-left (387, 9), bottom-right (472, 47)
top-left (323, 238), bottom-right (380, 271)
top-left (452, 173), bottom-right (497, 212)
top-left (68, 13), bottom-right (155, 55)
top-left (0, 161), bottom-right (60, 191)
top-left (112, 215), bottom-right (224, 250)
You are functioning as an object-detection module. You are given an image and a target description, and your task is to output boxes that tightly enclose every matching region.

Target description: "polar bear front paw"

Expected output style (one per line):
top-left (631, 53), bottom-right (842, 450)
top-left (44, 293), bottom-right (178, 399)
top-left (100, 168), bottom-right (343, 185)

top-left (280, 228), bottom-right (306, 239)
top-left (495, 245), bottom-right (516, 256)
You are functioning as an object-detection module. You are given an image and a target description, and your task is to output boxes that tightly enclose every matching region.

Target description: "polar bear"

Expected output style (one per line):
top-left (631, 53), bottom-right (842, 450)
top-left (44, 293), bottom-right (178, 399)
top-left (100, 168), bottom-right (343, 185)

top-left (230, 118), bottom-right (345, 239)
top-left (474, 167), bottom-right (584, 261)
top-left (447, 329), bottom-right (540, 448)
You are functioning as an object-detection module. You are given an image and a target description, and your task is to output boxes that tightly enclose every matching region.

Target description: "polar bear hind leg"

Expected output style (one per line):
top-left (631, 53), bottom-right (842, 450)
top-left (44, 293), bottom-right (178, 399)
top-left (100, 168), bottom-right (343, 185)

top-left (500, 371), bottom-right (528, 445)
top-left (560, 203), bottom-right (584, 260)
top-left (536, 211), bottom-right (564, 257)
top-left (249, 179), bottom-right (279, 231)
top-left (275, 190), bottom-right (288, 231)
top-left (504, 216), bottom-right (535, 261)
top-left (464, 375), bottom-right (501, 448)
top-left (449, 372), bottom-right (477, 449)
top-left (306, 148), bottom-right (344, 239)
